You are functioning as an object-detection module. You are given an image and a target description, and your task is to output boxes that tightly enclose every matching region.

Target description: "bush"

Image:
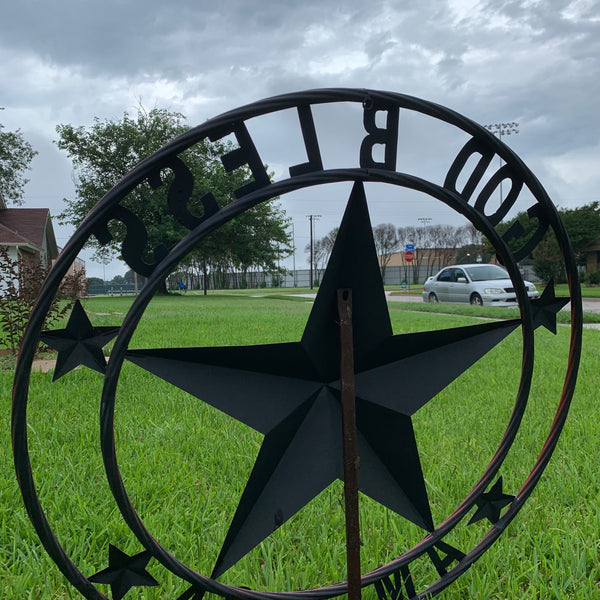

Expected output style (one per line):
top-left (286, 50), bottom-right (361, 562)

top-left (586, 269), bottom-right (600, 285)
top-left (0, 247), bottom-right (86, 354)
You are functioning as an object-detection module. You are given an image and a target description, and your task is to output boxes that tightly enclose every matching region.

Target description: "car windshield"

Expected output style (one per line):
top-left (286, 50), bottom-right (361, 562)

top-left (464, 265), bottom-right (509, 281)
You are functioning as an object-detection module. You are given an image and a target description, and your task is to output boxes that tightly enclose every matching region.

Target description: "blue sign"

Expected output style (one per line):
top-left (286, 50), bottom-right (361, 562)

top-left (405, 244), bottom-right (415, 252)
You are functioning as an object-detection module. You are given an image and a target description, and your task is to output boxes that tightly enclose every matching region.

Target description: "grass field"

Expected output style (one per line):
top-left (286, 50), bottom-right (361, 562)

top-left (2, 293), bottom-right (599, 599)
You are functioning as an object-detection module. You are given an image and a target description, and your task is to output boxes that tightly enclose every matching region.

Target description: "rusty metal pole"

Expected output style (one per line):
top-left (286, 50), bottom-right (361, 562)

top-left (337, 288), bottom-right (361, 600)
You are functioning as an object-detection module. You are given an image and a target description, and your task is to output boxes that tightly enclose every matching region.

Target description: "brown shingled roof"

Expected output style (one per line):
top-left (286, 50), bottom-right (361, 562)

top-left (0, 222), bottom-right (35, 246)
top-left (0, 208), bottom-right (51, 248)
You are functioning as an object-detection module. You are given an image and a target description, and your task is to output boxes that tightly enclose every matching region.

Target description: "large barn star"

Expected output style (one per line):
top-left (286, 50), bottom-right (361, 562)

top-left (126, 182), bottom-right (528, 578)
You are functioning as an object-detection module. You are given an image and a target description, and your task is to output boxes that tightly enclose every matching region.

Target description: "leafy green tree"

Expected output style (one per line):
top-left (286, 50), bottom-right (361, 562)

top-left (0, 115), bottom-right (38, 205)
top-left (558, 202), bottom-right (600, 265)
top-left (56, 107), bottom-right (291, 292)
top-left (488, 202), bottom-right (600, 283)
top-left (531, 232), bottom-right (563, 283)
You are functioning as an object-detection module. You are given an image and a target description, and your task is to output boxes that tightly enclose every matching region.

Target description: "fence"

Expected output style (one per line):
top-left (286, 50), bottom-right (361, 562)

top-left (88, 264), bottom-right (538, 295)
top-left (87, 284), bottom-right (140, 296)
top-left (166, 266), bottom-right (436, 291)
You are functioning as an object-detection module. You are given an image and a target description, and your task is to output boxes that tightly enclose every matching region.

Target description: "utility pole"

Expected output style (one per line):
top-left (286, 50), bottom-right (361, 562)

top-left (291, 221), bottom-right (297, 287)
top-left (306, 214), bottom-right (321, 290)
top-left (483, 122), bottom-right (519, 208)
top-left (417, 217), bottom-right (432, 280)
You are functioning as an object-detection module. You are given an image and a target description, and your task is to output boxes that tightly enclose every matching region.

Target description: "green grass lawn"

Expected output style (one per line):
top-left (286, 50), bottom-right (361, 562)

top-left (2, 294), bottom-right (599, 599)
top-left (554, 283), bottom-right (600, 298)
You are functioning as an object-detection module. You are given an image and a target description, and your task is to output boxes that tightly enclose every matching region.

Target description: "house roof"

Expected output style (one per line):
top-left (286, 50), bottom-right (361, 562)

top-left (0, 208), bottom-right (59, 258)
top-left (0, 222), bottom-right (33, 245)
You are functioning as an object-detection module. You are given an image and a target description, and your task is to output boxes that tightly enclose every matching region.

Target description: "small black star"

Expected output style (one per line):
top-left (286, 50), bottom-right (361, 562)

top-left (531, 280), bottom-right (569, 334)
top-left (89, 544), bottom-right (158, 600)
top-left (468, 477), bottom-right (515, 525)
top-left (40, 300), bottom-right (120, 381)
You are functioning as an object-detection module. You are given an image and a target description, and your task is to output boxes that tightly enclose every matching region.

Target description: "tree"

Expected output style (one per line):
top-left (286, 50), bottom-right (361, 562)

top-left (56, 106), bottom-right (292, 292)
top-left (531, 232), bottom-right (563, 283)
top-left (558, 202), bottom-right (600, 266)
top-left (373, 223), bottom-right (399, 280)
top-left (454, 223), bottom-right (493, 265)
top-left (397, 226), bottom-right (436, 284)
top-left (490, 202), bottom-right (600, 282)
top-left (0, 116), bottom-right (38, 205)
top-left (305, 228), bottom-right (338, 283)
top-left (110, 275), bottom-right (126, 286)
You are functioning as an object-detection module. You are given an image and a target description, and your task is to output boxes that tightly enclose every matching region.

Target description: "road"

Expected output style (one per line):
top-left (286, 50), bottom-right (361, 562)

top-left (386, 292), bottom-right (600, 313)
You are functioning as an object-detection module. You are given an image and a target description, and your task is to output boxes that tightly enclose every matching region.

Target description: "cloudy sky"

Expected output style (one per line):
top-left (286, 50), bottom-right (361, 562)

top-left (1, 0), bottom-right (598, 279)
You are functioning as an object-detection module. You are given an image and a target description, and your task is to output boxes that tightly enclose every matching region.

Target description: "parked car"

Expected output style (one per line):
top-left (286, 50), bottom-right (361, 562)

top-left (422, 264), bottom-right (539, 306)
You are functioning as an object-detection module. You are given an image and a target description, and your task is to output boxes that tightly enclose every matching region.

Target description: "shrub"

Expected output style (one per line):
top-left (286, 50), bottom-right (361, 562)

top-left (587, 269), bottom-right (600, 285)
top-left (0, 247), bottom-right (86, 354)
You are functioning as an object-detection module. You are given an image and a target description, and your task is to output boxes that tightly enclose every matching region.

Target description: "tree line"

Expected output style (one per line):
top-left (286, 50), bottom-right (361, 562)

top-left (3, 107), bottom-right (600, 290)
top-left (491, 202), bottom-right (600, 283)
top-left (2, 107), bottom-right (293, 294)
top-left (307, 222), bottom-right (490, 283)
top-left (56, 107), bottom-right (292, 294)
top-left (307, 202), bottom-right (600, 285)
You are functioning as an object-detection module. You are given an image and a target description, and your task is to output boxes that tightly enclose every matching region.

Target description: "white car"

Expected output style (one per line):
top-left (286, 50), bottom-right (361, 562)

top-left (422, 264), bottom-right (539, 306)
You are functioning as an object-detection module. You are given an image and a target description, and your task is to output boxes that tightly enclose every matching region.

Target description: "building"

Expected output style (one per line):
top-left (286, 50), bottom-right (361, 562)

top-left (0, 192), bottom-right (59, 268)
top-left (584, 238), bottom-right (600, 273)
top-left (0, 192), bottom-right (85, 290)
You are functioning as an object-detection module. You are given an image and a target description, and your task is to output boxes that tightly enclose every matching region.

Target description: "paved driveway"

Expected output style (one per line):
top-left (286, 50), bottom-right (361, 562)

top-left (387, 292), bottom-right (600, 313)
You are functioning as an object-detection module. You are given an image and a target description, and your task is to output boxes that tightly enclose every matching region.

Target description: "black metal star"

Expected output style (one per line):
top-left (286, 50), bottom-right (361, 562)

top-left (40, 300), bottom-right (120, 381)
top-left (89, 544), bottom-right (158, 600)
top-left (531, 279), bottom-right (570, 334)
top-left (468, 477), bottom-right (515, 525)
top-left (126, 182), bottom-right (526, 578)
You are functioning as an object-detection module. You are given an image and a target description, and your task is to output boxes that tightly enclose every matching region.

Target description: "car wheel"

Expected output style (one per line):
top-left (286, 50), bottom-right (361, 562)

top-left (470, 293), bottom-right (483, 306)
top-left (428, 292), bottom-right (439, 303)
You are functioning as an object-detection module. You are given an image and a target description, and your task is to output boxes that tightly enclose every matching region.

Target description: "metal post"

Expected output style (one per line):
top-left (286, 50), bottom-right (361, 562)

top-left (292, 222), bottom-right (297, 287)
top-left (306, 214), bottom-right (320, 289)
top-left (483, 122), bottom-right (519, 208)
top-left (310, 217), bottom-right (313, 290)
top-left (337, 288), bottom-right (361, 600)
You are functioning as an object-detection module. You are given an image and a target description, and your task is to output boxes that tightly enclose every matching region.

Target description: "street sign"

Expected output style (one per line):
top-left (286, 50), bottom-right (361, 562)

top-left (405, 250), bottom-right (414, 262)
top-left (405, 244), bottom-right (415, 252)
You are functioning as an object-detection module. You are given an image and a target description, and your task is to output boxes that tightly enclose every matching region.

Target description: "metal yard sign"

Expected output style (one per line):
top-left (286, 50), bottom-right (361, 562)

top-left (12, 89), bottom-right (582, 600)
